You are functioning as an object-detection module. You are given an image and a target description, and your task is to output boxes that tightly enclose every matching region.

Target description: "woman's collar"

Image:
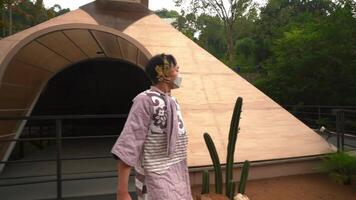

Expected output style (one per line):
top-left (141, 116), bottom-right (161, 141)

top-left (150, 85), bottom-right (171, 96)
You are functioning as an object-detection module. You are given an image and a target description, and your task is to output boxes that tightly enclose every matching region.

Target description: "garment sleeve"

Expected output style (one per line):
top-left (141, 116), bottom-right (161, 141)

top-left (111, 94), bottom-right (152, 167)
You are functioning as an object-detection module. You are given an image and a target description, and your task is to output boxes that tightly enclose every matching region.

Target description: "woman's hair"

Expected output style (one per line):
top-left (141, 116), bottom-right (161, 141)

top-left (145, 53), bottom-right (177, 84)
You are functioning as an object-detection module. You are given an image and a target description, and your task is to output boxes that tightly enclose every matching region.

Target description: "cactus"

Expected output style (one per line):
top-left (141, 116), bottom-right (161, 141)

top-left (227, 180), bottom-right (236, 200)
top-left (238, 160), bottom-right (250, 194)
top-left (202, 170), bottom-right (210, 194)
top-left (203, 97), bottom-right (249, 198)
top-left (203, 132), bottom-right (223, 194)
top-left (225, 97), bottom-right (243, 196)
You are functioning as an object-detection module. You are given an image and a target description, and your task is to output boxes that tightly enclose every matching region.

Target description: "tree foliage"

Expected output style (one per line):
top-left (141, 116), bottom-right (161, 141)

top-left (175, 0), bottom-right (255, 66)
top-left (0, 0), bottom-right (69, 38)
top-left (155, 8), bottom-right (179, 18)
top-left (255, 0), bottom-right (356, 105)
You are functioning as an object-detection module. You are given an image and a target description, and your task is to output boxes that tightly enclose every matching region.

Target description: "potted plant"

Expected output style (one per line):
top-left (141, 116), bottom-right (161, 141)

top-left (318, 152), bottom-right (356, 185)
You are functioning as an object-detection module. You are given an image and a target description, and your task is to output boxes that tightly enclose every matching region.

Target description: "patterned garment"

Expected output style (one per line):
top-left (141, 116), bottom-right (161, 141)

top-left (111, 86), bottom-right (192, 200)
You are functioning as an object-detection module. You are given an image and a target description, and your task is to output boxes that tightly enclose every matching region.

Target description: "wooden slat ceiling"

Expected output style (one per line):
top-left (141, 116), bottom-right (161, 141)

top-left (63, 29), bottom-right (105, 58)
top-left (0, 83), bottom-right (36, 110)
top-left (15, 41), bottom-right (70, 73)
top-left (92, 30), bottom-right (123, 59)
top-left (37, 31), bottom-right (88, 62)
top-left (118, 36), bottom-right (139, 66)
top-left (2, 59), bottom-right (52, 89)
top-left (0, 110), bottom-right (24, 135)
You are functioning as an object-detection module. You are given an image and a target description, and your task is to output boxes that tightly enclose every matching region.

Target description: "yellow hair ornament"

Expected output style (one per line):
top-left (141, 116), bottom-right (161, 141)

top-left (155, 54), bottom-right (171, 80)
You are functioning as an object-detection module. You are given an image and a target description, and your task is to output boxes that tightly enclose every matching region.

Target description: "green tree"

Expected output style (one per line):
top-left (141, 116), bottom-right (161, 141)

top-left (255, 1), bottom-right (356, 105)
top-left (174, 12), bottom-right (228, 61)
top-left (1, 0), bottom-right (5, 37)
top-left (155, 8), bottom-right (179, 18)
top-left (176, 11), bottom-right (198, 40)
top-left (196, 14), bottom-right (227, 61)
top-left (254, 0), bottom-right (334, 62)
top-left (0, 0), bottom-right (69, 38)
top-left (233, 7), bottom-right (259, 70)
top-left (175, 0), bottom-right (255, 67)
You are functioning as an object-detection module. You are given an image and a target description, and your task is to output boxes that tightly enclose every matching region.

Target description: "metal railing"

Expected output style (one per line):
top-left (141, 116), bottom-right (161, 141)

top-left (0, 114), bottom-right (128, 199)
top-left (283, 105), bottom-right (356, 151)
top-left (1, 107), bottom-right (355, 198)
top-left (335, 109), bottom-right (356, 152)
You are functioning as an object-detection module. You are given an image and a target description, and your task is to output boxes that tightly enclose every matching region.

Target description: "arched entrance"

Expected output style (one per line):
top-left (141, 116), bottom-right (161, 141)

top-left (30, 58), bottom-right (151, 136)
top-left (0, 24), bottom-right (152, 169)
top-left (34, 58), bottom-right (150, 116)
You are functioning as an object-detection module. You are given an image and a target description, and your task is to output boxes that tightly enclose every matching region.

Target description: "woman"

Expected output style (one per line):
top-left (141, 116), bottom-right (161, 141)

top-left (111, 54), bottom-right (192, 200)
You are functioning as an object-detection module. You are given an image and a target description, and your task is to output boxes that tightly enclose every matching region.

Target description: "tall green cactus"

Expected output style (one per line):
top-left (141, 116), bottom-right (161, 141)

top-left (225, 97), bottom-right (243, 196)
top-left (238, 160), bottom-right (250, 194)
top-left (203, 97), bottom-right (249, 198)
top-left (203, 132), bottom-right (223, 194)
top-left (202, 170), bottom-right (210, 194)
top-left (227, 180), bottom-right (237, 200)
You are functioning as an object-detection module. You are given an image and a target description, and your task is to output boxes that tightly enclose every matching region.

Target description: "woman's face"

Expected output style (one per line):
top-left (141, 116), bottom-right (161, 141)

top-left (169, 65), bottom-right (179, 79)
top-left (169, 64), bottom-right (182, 89)
top-left (156, 62), bottom-right (181, 89)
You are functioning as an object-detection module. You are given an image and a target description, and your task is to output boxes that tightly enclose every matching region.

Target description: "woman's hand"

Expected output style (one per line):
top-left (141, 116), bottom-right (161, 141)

top-left (117, 190), bottom-right (132, 200)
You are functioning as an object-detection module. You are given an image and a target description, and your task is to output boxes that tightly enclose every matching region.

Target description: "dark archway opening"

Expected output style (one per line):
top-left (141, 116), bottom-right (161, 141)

top-left (34, 58), bottom-right (150, 116)
top-left (29, 58), bottom-right (151, 136)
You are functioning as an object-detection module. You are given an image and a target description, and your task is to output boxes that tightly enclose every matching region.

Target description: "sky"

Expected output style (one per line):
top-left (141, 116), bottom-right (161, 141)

top-left (43, 0), bottom-right (267, 12)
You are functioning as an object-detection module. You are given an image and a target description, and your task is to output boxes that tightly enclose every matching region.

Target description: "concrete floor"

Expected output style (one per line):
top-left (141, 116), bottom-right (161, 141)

top-left (0, 138), bottom-right (137, 200)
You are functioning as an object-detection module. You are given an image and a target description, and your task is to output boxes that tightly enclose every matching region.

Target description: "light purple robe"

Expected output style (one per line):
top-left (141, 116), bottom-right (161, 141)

top-left (111, 86), bottom-right (193, 200)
